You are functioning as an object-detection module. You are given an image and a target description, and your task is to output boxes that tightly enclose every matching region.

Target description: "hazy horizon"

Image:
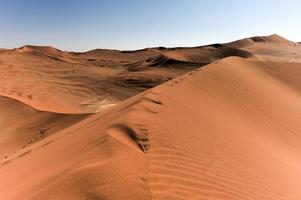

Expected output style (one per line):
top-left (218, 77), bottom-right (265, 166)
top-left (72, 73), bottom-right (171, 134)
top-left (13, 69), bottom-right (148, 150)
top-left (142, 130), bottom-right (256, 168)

top-left (1, 0), bottom-right (300, 51)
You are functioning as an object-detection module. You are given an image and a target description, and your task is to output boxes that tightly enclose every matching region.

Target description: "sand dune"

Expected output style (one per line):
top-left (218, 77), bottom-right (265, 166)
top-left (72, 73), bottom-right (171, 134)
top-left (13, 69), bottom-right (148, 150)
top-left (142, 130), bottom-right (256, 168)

top-left (127, 45), bottom-right (253, 71)
top-left (0, 37), bottom-right (257, 114)
top-left (0, 96), bottom-right (88, 158)
top-left (0, 34), bottom-right (301, 199)
top-left (226, 34), bottom-right (301, 62)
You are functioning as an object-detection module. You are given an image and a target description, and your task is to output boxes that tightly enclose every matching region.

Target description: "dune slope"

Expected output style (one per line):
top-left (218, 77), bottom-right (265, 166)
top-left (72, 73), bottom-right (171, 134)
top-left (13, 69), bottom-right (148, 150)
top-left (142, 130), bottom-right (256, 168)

top-left (1, 56), bottom-right (301, 199)
top-left (0, 96), bottom-right (88, 157)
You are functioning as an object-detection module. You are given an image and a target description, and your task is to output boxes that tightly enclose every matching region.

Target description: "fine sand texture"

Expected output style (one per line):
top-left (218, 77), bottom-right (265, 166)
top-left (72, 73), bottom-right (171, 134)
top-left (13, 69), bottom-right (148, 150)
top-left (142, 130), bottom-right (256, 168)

top-left (0, 35), bottom-right (301, 199)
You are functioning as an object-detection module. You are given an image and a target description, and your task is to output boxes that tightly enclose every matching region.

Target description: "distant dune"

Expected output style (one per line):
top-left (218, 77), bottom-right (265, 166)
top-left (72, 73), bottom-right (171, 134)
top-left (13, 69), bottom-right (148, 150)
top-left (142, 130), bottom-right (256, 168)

top-left (1, 34), bottom-right (301, 199)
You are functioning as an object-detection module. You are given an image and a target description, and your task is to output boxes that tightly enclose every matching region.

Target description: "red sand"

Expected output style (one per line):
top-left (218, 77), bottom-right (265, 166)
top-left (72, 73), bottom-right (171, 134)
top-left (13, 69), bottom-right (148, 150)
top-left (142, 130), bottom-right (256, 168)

top-left (0, 35), bottom-right (301, 199)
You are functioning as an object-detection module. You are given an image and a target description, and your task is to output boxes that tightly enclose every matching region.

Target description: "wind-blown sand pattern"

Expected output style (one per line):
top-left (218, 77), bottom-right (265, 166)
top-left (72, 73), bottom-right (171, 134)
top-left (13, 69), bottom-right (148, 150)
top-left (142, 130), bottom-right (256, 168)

top-left (1, 34), bottom-right (301, 199)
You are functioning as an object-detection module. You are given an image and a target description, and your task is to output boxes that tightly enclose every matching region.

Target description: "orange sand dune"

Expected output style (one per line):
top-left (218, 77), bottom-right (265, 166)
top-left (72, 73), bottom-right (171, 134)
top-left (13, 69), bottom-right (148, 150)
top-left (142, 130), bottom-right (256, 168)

top-left (1, 54), bottom-right (301, 199)
top-left (0, 96), bottom-right (88, 158)
top-left (0, 37), bottom-right (259, 114)
top-left (0, 47), bottom-right (125, 113)
top-left (226, 34), bottom-right (301, 62)
top-left (0, 45), bottom-right (173, 113)
top-left (1, 34), bottom-right (301, 199)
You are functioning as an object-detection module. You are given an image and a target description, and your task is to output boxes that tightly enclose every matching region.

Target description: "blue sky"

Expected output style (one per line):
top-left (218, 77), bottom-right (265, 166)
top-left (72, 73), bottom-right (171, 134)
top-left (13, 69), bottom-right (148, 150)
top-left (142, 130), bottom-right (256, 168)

top-left (0, 0), bottom-right (300, 51)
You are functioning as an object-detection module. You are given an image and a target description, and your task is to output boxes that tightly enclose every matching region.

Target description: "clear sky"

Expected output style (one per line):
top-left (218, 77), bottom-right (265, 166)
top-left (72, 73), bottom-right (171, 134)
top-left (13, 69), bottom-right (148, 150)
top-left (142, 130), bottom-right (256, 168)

top-left (0, 0), bottom-right (300, 51)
